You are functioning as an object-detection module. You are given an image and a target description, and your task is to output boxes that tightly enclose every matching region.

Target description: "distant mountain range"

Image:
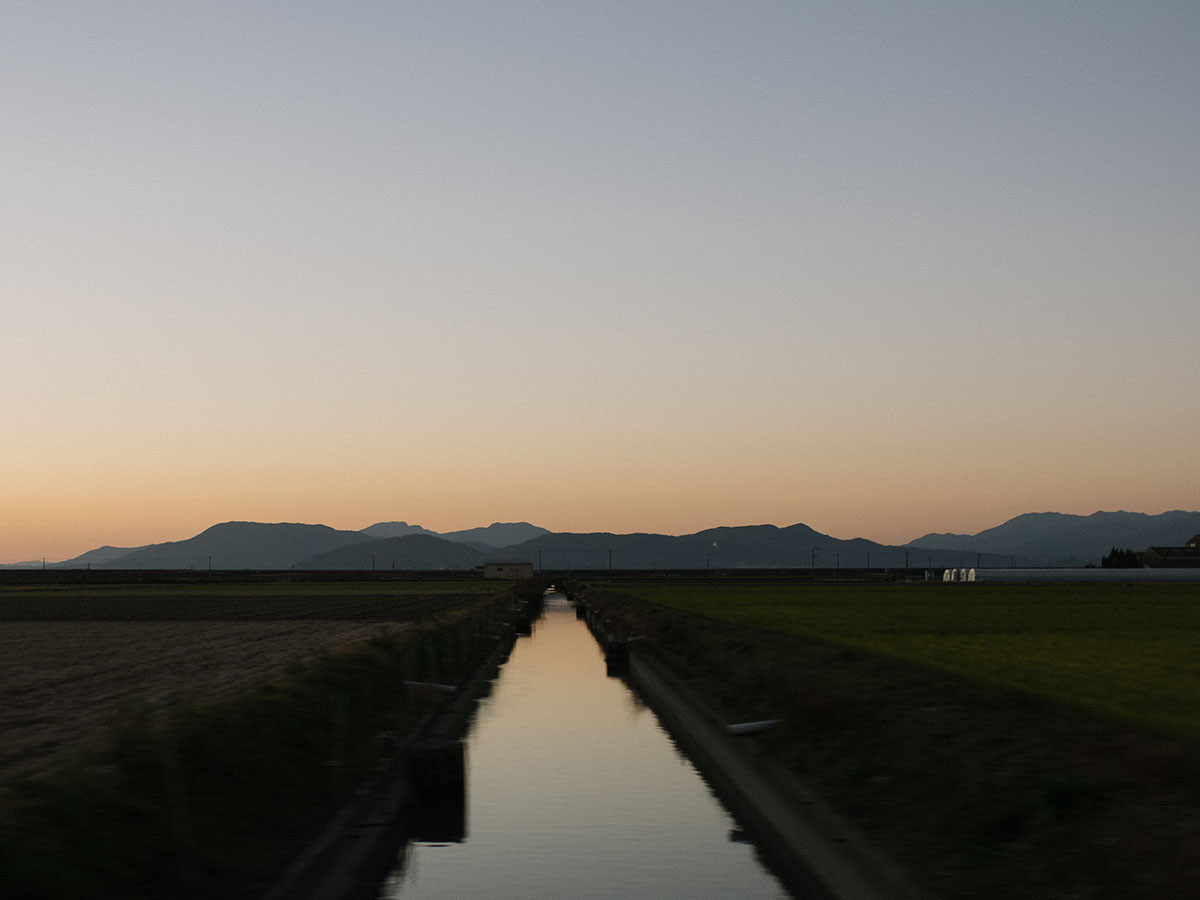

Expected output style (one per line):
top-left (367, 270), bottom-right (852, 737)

top-left (3, 510), bottom-right (1196, 572)
top-left (359, 521), bottom-right (549, 551)
top-left (905, 510), bottom-right (1200, 562)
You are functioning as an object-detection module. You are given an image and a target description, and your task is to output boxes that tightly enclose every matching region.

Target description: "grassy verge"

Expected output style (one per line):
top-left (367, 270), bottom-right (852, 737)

top-left (585, 581), bottom-right (1200, 900)
top-left (618, 581), bottom-right (1200, 741)
top-left (0, 590), bottom-right (511, 899)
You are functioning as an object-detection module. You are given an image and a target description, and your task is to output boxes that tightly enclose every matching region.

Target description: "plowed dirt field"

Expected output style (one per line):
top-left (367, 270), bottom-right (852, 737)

top-left (0, 580), bottom-right (497, 781)
top-left (0, 620), bottom-right (405, 781)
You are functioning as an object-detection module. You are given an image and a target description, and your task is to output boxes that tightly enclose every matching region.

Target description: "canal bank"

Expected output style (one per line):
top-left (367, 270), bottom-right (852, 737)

top-left (290, 588), bottom-right (926, 897)
top-left (582, 595), bottom-right (923, 900)
top-left (262, 631), bottom-right (517, 900)
top-left (624, 644), bottom-right (922, 900)
top-left (378, 592), bottom-right (791, 899)
top-left (262, 589), bottom-right (540, 900)
top-left (580, 582), bottom-right (1200, 900)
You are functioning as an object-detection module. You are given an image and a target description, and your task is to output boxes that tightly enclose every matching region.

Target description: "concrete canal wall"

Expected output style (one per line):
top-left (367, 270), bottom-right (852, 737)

top-left (262, 596), bottom-right (533, 900)
top-left (582, 597), bottom-right (924, 900)
top-left (627, 649), bottom-right (922, 900)
top-left (276, 585), bottom-right (921, 900)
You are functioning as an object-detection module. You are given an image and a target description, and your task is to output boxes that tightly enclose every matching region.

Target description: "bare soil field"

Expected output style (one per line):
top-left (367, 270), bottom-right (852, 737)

top-left (0, 578), bottom-right (501, 784)
top-left (0, 575), bottom-right (522, 899)
top-left (0, 619), bottom-right (406, 782)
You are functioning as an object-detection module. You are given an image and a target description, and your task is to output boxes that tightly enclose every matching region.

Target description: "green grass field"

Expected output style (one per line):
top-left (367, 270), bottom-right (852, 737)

top-left (616, 581), bottom-right (1200, 741)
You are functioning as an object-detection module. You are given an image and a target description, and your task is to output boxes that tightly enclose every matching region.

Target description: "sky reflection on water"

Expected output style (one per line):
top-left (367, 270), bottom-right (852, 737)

top-left (380, 594), bottom-right (789, 899)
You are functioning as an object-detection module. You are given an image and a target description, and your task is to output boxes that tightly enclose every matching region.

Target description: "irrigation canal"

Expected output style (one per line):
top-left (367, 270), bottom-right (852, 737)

top-left (376, 591), bottom-right (791, 899)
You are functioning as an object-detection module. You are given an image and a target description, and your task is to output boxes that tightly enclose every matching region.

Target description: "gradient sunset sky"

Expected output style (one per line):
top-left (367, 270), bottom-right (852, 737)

top-left (4, 2), bottom-right (1197, 562)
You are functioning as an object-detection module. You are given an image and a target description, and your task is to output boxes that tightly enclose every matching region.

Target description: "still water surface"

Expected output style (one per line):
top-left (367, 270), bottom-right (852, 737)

top-left (379, 593), bottom-right (790, 899)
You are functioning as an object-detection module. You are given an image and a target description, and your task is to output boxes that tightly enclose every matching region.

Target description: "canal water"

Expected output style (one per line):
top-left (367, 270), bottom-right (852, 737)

top-left (378, 593), bottom-right (791, 899)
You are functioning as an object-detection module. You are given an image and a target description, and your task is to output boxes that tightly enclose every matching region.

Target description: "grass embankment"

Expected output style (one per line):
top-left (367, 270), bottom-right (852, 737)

top-left (0, 580), bottom-right (516, 900)
top-left (625, 581), bottom-right (1200, 741)
top-left (586, 580), bottom-right (1200, 900)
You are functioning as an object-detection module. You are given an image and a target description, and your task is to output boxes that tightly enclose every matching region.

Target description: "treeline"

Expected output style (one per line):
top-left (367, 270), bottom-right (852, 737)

top-left (1102, 547), bottom-right (1141, 568)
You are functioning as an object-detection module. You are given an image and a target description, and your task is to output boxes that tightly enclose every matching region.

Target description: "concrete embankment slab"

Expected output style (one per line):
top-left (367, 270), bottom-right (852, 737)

top-left (628, 649), bottom-right (925, 900)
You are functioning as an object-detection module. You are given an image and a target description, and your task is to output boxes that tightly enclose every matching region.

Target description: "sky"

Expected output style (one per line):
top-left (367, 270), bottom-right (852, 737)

top-left (3, 2), bottom-right (1198, 562)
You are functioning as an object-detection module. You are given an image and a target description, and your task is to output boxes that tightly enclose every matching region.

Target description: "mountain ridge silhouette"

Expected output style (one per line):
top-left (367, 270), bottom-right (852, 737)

top-left (18, 510), bottom-right (1196, 571)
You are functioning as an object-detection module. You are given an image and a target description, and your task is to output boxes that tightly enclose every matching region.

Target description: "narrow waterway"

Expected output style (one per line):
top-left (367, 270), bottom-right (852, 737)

top-left (378, 592), bottom-right (791, 899)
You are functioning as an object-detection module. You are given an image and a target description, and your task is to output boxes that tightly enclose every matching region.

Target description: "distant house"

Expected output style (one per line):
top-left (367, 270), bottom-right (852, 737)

top-left (1142, 536), bottom-right (1200, 568)
top-left (482, 561), bottom-right (534, 580)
